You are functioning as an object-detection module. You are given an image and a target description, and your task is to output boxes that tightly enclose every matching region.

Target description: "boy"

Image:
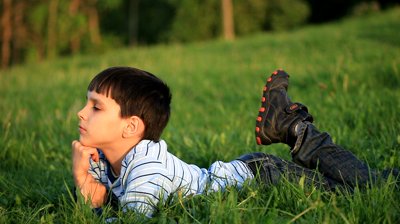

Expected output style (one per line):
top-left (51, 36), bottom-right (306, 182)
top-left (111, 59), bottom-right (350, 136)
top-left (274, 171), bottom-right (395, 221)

top-left (72, 67), bottom-right (398, 217)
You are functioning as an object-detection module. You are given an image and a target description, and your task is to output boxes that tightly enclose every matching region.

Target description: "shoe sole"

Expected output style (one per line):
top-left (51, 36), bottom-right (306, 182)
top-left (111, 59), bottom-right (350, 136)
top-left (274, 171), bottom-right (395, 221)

top-left (255, 69), bottom-right (290, 145)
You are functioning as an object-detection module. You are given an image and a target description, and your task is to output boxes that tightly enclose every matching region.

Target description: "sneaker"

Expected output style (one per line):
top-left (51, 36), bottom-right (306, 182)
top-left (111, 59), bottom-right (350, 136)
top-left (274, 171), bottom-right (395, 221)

top-left (255, 69), bottom-right (313, 146)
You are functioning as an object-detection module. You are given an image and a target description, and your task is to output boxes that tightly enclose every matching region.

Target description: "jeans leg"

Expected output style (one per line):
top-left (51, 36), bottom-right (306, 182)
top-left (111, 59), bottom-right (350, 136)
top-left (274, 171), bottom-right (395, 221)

top-left (291, 122), bottom-right (378, 188)
top-left (237, 152), bottom-right (339, 190)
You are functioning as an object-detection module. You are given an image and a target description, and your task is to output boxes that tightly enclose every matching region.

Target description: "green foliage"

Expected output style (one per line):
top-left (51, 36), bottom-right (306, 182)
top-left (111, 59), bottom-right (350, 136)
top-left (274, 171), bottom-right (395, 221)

top-left (233, 0), bottom-right (269, 35)
top-left (0, 8), bottom-right (400, 223)
top-left (56, 0), bottom-right (89, 55)
top-left (267, 0), bottom-right (311, 31)
top-left (97, 0), bottom-right (124, 10)
top-left (3, 0), bottom-right (391, 68)
top-left (28, 3), bottom-right (48, 34)
top-left (156, 0), bottom-right (311, 42)
top-left (168, 0), bottom-right (220, 42)
top-left (137, 0), bottom-right (176, 44)
top-left (351, 1), bottom-right (381, 16)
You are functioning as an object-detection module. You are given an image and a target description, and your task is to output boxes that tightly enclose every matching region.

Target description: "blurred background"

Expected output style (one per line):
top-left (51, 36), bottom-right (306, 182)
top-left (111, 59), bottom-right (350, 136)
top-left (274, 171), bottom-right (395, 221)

top-left (0, 0), bottom-right (398, 70)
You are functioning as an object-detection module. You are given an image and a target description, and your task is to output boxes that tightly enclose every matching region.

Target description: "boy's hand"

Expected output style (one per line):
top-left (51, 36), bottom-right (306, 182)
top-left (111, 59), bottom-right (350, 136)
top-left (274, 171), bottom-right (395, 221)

top-left (72, 140), bottom-right (99, 185)
top-left (72, 140), bottom-right (106, 207)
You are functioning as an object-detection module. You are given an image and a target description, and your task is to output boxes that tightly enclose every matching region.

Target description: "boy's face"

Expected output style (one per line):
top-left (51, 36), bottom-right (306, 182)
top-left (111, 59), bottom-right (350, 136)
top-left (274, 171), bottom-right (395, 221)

top-left (77, 91), bottom-right (126, 149)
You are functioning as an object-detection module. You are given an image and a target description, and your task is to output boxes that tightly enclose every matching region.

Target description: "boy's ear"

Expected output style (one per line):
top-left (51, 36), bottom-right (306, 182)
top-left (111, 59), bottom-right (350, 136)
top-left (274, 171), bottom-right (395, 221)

top-left (123, 116), bottom-right (145, 138)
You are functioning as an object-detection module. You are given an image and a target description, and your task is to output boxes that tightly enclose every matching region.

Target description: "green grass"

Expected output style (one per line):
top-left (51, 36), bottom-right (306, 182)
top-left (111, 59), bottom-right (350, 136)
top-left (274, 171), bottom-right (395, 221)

top-left (1, 8), bottom-right (400, 223)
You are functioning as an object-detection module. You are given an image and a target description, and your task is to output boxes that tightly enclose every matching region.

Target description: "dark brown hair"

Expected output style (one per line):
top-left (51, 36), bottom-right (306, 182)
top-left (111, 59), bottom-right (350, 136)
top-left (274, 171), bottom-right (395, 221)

top-left (88, 66), bottom-right (171, 141)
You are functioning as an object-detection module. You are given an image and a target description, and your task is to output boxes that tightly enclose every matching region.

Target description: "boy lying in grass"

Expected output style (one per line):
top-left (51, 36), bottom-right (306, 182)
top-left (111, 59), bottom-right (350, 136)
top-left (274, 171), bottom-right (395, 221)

top-left (72, 67), bottom-right (398, 217)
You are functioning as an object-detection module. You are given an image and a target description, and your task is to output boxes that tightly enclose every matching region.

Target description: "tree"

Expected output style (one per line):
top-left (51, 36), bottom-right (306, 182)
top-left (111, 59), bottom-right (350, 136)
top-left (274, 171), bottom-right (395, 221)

top-left (69, 0), bottom-right (83, 54)
top-left (221, 0), bottom-right (235, 41)
top-left (128, 0), bottom-right (139, 46)
top-left (47, 0), bottom-right (59, 59)
top-left (168, 0), bottom-right (220, 42)
top-left (12, 1), bottom-right (28, 64)
top-left (1, 0), bottom-right (12, 69)
top-left (86, 0), bottom-right (101, 45)
top-left (233, 0), bottom-right (268, 35)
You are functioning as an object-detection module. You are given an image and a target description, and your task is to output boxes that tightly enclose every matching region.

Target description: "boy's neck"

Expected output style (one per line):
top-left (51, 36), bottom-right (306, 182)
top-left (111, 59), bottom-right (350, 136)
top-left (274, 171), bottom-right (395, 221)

top-left (101, 139), bottom-right (141, 176)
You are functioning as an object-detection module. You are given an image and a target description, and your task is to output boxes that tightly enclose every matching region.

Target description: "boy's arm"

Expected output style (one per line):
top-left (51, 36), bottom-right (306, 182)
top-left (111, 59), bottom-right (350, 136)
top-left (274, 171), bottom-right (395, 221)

top-left (72, 140), bottom-right (107, 208)
top-left (120, 161), bottom-right (172, 217)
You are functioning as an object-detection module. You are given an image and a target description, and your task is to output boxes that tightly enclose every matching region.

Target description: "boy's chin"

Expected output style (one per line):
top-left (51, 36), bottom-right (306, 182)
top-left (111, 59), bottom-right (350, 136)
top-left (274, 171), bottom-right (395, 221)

top-left (79, 137), bottom-right (97, 148)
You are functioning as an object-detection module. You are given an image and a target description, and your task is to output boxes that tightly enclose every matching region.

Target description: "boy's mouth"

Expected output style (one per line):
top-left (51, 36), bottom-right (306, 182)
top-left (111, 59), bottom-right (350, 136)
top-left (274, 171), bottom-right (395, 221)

top-left (79, 125), bottom-right (87, 133)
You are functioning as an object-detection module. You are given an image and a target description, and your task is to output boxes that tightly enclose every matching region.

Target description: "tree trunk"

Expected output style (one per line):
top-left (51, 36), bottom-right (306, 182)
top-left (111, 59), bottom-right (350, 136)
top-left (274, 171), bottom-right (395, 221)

top-left (47, 0), bottom-right (59, 59)
top-left (69, 0), bottom-right (82, 54)
top-left (221, 0), bottom-right (235, 41)
top-left (69, 0), bottom-right (80, 14)
top-left (128, 0), bottom-right (139, 46)
top-left (87, 0), bottom-right (101, 45)
top-left (1, 0), bottom-right (12, 69)
top-left (13, 1), bottom-right (27, 64)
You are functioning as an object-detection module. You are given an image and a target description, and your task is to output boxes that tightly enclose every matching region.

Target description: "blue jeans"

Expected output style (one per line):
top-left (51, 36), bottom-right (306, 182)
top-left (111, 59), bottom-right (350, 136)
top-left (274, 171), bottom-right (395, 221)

top-left (238, 122), bottom-right (398, 190)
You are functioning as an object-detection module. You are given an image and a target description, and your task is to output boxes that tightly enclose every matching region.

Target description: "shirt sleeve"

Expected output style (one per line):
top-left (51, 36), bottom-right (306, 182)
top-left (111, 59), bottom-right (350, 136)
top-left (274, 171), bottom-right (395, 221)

top-left (120, 158), bottom-right (173, 217)
top-left (88, 150), bottom-right (108, 185)
top-left (208, 160), bottom-right (254, 192)
top-left (88, 159), bottom-right (102, 181)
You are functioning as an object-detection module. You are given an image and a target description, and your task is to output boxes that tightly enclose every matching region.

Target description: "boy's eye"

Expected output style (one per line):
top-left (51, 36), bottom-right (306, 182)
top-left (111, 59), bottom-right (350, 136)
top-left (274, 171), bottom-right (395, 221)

top-left (93, 106), bottom-right (100, 111)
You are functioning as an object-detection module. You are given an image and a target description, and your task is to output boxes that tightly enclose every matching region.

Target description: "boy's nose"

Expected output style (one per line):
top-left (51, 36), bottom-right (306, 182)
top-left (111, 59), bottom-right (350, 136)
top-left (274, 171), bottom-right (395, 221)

top-left (77, 108), bottom-right (86, 120)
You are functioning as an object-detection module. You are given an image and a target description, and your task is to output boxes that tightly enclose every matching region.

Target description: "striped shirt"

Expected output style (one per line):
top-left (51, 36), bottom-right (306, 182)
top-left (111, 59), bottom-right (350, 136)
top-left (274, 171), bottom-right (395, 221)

top-left (88, 139), bottom-right (254, 217)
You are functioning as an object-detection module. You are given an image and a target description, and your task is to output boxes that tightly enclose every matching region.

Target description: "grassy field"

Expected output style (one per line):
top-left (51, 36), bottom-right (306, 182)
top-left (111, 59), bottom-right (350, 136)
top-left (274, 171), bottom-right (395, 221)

top-left (1, 7), bottom-right (400, 223)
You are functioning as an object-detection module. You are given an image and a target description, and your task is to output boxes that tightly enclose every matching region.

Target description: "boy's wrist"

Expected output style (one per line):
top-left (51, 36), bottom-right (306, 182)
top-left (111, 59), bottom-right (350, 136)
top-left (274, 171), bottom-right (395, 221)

top-left (73, 171), bottom-right (89, 188)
